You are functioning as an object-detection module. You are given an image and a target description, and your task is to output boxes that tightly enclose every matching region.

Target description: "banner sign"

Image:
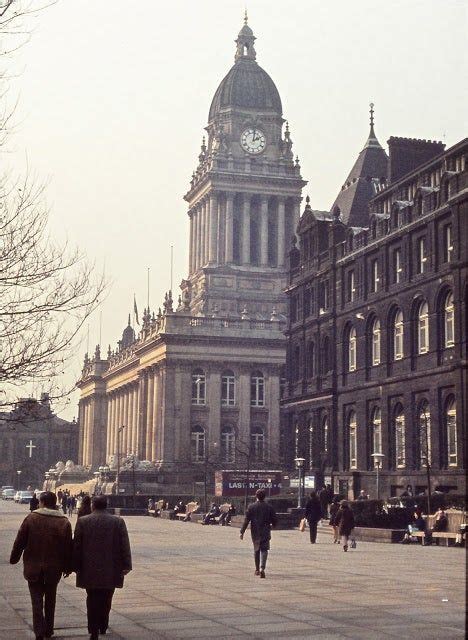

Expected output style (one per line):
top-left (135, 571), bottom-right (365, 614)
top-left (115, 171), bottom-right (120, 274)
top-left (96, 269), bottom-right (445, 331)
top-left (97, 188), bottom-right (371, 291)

top-left (214, 470), bottom-right (282, 497)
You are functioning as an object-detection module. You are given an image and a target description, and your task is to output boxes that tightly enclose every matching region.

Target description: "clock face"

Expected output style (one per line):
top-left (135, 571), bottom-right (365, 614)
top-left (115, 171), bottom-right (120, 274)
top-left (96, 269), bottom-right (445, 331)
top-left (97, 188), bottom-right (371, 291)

top-left (240, 128), bottom-right (266, 154)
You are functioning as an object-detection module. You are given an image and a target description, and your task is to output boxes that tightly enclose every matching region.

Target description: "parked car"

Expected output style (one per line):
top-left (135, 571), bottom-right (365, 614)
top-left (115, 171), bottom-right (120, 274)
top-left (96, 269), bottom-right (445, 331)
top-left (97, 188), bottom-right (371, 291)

top-left (14, 490), bottom-right (34, 504)
top-left (2, 488), bottom-right (16, 500)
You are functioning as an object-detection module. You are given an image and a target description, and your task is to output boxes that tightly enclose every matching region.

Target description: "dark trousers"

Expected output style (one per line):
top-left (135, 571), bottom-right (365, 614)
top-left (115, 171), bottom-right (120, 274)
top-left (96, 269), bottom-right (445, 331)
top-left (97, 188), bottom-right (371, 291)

top-left (309, 519), bottom-right (318, 543)
top-left (28, 577), bottom-right (58, 637)
top-left (86, 588), bottom-right (115, 634)
top-left (254, 549), bottom-right (268, 570)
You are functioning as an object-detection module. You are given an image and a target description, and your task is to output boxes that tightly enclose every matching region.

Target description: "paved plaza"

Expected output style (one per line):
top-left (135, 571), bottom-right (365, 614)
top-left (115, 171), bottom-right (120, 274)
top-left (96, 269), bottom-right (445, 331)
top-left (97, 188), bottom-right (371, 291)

top-left (0, 500), bottom-right (465, 639)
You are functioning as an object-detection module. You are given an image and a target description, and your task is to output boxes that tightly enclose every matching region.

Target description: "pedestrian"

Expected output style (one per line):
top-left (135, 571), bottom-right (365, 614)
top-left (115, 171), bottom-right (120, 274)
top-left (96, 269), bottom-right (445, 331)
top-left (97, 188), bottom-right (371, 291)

top-left (66, 495), bottom-right (75, 517)
top-left (304, 490), bottom-right (322, 543)
top-left (77, 495), bottom-right (92, 519)
top-left (318, 486), bottom-right (330, 519)
top-left (240, 489), bottom-right (277, 578)
top-left (72, 495), bottom-right (132, 640)
top-left (61, 493), bottom-right (68, 515)
top-left (357, 490), bottom-right (368, 501)
top-left (29, 493), bottom-right (39, 512)
top-left (9, 491), bottom-right (72, 640)
top-left (334, 500), bottom-right (355, 551)
top-left (329, 496), bottom-right (341, 543)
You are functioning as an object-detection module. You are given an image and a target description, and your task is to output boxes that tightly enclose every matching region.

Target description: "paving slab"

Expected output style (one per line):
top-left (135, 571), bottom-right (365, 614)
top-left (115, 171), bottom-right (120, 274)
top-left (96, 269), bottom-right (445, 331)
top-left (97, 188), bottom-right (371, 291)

top-left (0, 500), bottom-right (464, 640)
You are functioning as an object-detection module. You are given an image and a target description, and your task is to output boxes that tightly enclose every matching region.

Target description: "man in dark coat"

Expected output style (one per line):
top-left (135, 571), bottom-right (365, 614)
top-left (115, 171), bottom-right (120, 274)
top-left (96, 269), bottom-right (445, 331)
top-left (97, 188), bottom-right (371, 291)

top-left (304, 490), bottom-right (322, 543)
top-left (318, 485), bottom-right (331, 519)
top-left (334, 500), bottom-right (355, 551)
top-left (72, 495), bottom-right (132, 640)
top-left (29, 493), bottom-right (39, 512)
top-left (240, 489), bottom-right (277, 578)
top-left (10, 491), bottom-right (72, 640)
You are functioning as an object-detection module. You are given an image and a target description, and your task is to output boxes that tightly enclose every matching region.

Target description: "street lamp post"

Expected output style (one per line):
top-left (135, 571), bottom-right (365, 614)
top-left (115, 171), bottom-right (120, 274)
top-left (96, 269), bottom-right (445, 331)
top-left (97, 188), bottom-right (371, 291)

top-left (294, 457), bottom-right (305, 508)
top-left (371, 453), bottom-right (385, 500)
top-left (267, 477), bottom-right (272, 499)
top-left (16, 470), bottom-right (22, 491)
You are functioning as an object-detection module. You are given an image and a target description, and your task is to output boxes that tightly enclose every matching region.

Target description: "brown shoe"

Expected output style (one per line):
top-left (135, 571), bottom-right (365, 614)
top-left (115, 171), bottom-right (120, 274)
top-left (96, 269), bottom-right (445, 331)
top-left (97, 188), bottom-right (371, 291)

top-left (255, 569), bottom-right (260, 576)
top-left (260, 570), bottom-right (266, 578)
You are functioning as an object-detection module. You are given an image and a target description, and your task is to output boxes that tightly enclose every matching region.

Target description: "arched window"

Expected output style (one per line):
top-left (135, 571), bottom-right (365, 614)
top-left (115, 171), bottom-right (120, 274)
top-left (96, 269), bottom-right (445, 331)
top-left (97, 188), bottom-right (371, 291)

top-left (307, 341), bottom-right (315, 379)
top-left (221, 426), bottom-right (236, 462)
top-left (348, 326), bottom-right (357, 372)
top-left (417, 301), bottom-right (429, 354)
top-left (371, 318), bottom-right (381, 366)
top-left (191, 425), bottom-right (205, 462)
top-left (250, 371), bottom-right (265, 407)
top-left (419, 402), bottom-right (431, 467)
top-left (221, 370), bottom-right (236, 406)
top-left (322, 416), bottom-right (329, 454)
top-left (293, 345), bottom-right (301, 381)
top-left (251, 426), bottom-right (265, 462)
top-left (446, 397), bottom-right (457, 467)
top-left (394, 406), bottom-right (406, 468)
top-left (393, 310), bottom-right (404, 360)
top-left (191, 369), bottom-right (206, 405)
top-left (371, 408), bottom-right (382, 465)
top-left (321, 336), bottom-right (330, 374)
top-left (444, 291), bottom-right (454, 348)
top-left (348, 411), bottom-right (357, 469)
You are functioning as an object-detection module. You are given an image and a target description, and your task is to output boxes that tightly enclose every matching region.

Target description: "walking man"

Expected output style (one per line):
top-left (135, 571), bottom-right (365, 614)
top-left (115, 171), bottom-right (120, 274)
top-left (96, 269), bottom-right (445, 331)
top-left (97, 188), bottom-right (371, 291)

top-left (240, 489), bottom-right (277, 578)
top-left (10, 491), bottom-right (72, 640)
top-left (72, 496), bottom-right (132, 640)
top-left (304, 490), bottom-right (322, 543)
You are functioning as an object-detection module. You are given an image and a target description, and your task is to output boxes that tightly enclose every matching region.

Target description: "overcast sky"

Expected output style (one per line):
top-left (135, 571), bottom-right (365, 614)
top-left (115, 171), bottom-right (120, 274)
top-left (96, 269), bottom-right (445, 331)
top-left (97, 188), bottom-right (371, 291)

top-left (7, 0), bottom-right (467, 418)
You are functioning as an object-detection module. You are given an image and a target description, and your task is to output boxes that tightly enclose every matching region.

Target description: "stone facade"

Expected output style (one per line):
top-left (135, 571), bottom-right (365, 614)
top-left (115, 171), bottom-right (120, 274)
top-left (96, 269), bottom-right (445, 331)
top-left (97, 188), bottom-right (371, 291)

top-left (0, 395), bottom-right (79, 488)
top-left (283, 126), bottom-right (467, 499)
top-left (77, 18), bottom-right (304, 490)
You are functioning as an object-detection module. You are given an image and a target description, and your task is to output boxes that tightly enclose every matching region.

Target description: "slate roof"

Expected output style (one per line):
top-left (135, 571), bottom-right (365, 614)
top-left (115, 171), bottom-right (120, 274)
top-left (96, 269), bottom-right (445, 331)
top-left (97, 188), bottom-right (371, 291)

top-left (331, 125), bottom-right (389, 227)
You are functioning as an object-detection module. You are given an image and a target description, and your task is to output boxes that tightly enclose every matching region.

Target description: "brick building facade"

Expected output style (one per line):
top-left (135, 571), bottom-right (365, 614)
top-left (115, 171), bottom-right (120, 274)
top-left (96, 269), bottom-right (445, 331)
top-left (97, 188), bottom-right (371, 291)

top-left (282, 122), bottom-right (467, 499)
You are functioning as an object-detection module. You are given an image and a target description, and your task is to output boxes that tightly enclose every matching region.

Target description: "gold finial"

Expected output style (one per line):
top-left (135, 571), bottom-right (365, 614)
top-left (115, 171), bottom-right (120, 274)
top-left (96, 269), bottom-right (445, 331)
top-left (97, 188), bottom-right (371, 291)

top-left (244, 8), bottom-right (248, 24)
top-left (369, 102), bottom-right (375, 128)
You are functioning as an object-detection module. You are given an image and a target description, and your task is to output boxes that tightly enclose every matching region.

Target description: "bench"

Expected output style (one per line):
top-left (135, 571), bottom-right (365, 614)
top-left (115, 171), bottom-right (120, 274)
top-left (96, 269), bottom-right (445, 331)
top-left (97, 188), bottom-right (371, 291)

top-left (147, 499), bottom-right (165, 517)
top-left (175, 501), bottom-right (200, 521)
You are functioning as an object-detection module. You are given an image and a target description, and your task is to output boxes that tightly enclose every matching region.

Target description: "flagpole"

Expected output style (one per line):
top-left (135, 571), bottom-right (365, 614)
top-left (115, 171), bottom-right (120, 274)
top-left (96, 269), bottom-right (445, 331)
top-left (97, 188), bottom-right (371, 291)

top-left (147, 267), bottom-right (150, 309)
top-left (170, 245), bottom-right (173, 293)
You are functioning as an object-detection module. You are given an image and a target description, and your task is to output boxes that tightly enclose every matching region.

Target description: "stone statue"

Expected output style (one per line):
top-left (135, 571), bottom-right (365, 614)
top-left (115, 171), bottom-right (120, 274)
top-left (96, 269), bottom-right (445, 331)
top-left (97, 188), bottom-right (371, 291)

top-left (64, 460), bottom-right (75, 471)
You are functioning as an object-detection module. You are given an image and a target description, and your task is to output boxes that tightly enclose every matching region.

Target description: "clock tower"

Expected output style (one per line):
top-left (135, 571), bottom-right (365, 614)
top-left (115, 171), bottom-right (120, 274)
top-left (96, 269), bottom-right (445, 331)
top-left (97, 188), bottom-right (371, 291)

top-left (182, 15), bottom-right (306, 318)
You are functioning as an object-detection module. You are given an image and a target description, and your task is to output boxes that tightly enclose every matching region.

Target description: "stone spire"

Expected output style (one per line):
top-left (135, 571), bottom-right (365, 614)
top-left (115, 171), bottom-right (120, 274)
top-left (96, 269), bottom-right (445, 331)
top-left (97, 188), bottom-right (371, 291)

top-left (364, 102), bottom-right (383, 150)
top-left (235, 11), bottom-right (256, 61)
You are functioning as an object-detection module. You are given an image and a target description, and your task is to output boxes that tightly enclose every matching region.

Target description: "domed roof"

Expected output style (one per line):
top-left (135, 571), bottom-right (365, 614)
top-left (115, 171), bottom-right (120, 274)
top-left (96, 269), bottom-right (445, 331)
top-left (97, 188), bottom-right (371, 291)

top-left (208, 18), bottom-right (282, 122)
top-left (209, 58), bottom-right (282, 122)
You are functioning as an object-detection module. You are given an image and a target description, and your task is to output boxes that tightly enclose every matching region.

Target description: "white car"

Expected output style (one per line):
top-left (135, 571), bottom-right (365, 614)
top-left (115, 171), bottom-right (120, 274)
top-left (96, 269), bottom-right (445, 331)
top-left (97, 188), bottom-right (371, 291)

top-left (14, 490), bottom-right (34, 504)
top-left (2, 488), bottom-right (16, 500)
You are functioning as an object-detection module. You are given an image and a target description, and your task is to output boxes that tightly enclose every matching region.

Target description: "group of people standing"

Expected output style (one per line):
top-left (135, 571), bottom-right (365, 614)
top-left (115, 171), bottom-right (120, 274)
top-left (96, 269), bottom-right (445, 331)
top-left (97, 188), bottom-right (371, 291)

top-left (10, 491), bottom-right (132, 640)
top-left (304, 490), bottom-right (356, 551)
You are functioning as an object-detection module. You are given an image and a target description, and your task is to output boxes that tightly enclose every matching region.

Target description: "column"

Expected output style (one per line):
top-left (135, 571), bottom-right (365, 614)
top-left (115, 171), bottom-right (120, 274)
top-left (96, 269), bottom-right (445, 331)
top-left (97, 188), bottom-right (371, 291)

top-left (189, 211), bottom-right (194, 274)
top-left (199, 200), bottom-right (206, 267)
top-left (217, 197), bottom-right (225, 263)
top-left (293, 198), bottom-right (301, 238)
top-left (196, 206), bottom-right (202, 271)
top-left (109, 394), bottom-right (116, 456)
top-left (127, 388), bottom-right (134, 454)
top-left (241, 194), bottom-right (250, 264)
top-left (137, 372), bottom-right (148, 459)
top-left (145, 370), bottom-right (155, 458)
top-left (122, 390), bottom-right (129, 455)
top-left (225, 192), bottom-right (234, 263)
top-left (106, 394), bottom-right (113, 461)
top-left (151, 369), bottom-right (159, 461)
top-left (81, 403), bottom-right (88, 465)
top-left (277, 197), bottom-right (286, 268)
top-left (204, 199), bottom-right (210, 265)
top-left (209, 193), bottom-right (218, 263)
top-left (78, 400), bottom-right (85, 465)
top-left (260, 195), bottom-right (269, 266)
top-left (132, 385), bottom-right (139, 455)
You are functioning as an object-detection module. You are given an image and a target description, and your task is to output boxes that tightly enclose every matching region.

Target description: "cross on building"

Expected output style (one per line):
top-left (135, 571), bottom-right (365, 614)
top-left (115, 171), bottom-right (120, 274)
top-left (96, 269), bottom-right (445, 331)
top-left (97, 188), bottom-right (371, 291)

top-left (26, 440), bottom-right (36, 458)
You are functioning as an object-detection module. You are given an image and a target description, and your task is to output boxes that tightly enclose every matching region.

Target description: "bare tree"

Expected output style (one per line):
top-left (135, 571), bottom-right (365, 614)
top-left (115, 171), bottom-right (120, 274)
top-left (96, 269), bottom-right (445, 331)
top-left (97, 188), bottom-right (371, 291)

top-left (0, 1), bottom-right (107, 410)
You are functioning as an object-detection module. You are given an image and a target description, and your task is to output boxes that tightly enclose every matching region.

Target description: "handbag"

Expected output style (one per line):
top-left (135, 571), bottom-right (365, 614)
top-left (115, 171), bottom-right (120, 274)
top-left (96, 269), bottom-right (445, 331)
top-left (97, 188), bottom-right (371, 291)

top-left (299, 518), bottom-right (306, 532)
top-left (350, 537), bottom-right (357, 549)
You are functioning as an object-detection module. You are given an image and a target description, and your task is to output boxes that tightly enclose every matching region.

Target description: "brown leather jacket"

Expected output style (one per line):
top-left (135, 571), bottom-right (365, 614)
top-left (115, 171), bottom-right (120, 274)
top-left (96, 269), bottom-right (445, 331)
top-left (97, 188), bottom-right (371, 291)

top-left (10, 508), bottom-right (72, 583)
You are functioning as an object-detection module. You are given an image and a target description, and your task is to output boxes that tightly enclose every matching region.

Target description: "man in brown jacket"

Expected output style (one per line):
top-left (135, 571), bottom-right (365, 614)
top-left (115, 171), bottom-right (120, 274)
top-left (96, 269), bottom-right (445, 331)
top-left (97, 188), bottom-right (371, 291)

top-left (72, 495), bottom-right (132, 640)
top-left (10, 491), bottom-right (72, 640)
